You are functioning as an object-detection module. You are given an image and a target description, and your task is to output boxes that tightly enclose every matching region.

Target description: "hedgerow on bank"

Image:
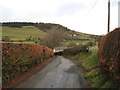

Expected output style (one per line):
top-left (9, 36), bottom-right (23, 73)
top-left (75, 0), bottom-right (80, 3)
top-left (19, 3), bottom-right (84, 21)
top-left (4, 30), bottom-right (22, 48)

top-left (64, 45), bottom-right (89, 55)
top-left (98, 27), bottom-right (120, 87)
top-left (2, 42), bottom-right (53, 85)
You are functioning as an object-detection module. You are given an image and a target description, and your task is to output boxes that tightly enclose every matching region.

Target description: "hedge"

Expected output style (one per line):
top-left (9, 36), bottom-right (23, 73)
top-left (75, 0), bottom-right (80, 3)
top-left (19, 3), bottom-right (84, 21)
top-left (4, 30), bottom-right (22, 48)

top-left (2, 42), bottom-right (53, 84)
top-left (64, 45), bottom-right (89, 55)
top-left (98, 28), bottom-right (120, 87)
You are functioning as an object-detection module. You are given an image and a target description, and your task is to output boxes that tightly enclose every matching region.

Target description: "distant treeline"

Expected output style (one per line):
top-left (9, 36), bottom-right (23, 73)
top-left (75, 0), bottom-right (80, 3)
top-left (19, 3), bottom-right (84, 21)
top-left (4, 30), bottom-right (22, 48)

top-left (1, 22), bottom-right (35, 27)
top-left (1, 22), bottom-right (70, 32)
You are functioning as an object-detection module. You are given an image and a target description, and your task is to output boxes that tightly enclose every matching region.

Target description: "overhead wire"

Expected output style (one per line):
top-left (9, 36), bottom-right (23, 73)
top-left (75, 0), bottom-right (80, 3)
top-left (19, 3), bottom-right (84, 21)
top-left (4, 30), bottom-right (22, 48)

top-left (80, 0), bottom-right (100, 27)
top-left (80, 0), bottom-right (100, 20)
top-left (86, 0), bottom-right (100, 15)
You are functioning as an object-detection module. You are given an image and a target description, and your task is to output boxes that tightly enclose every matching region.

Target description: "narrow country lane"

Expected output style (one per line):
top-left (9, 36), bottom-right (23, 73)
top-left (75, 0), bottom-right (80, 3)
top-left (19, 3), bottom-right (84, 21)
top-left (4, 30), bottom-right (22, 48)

top-left (16, 56), bottom-right (84, 88)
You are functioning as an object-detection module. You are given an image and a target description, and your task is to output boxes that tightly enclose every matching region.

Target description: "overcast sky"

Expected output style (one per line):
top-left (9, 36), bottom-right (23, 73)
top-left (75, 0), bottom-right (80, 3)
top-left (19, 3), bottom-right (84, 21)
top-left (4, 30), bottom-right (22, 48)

top-left (0, 0), bottom-right (119, 35)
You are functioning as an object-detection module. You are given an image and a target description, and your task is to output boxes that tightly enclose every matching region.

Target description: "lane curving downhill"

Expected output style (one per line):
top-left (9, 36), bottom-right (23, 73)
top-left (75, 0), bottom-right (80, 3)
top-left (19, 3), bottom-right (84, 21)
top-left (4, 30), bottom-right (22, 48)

top-left (16, 56), bottom-right (83, 88)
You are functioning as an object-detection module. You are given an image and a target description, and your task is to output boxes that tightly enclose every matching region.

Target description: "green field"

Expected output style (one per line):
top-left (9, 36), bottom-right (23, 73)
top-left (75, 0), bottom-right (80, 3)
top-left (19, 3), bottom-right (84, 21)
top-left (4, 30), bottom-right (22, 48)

top-left (2, 26), bottom-right (47, 40)
top-left (62, 40), bottom-right (90, 47)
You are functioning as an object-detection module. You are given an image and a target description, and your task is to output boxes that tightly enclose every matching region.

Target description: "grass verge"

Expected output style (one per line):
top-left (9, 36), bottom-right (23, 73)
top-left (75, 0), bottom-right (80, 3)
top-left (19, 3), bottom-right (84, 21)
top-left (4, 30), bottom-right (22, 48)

top-left (65, 46), bottom-right (112, 88)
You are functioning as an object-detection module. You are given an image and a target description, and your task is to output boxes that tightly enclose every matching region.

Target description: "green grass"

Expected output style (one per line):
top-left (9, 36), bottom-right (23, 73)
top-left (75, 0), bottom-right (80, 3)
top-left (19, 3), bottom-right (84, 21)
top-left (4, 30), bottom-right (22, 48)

top-left (74, 52), bottom-right (100, 70)
top-left (79, 46), bottom-right (112, 88)
top-left (84, 69), bottom-right (99, 79)
top-left (75, 52), bottom-right (91, 60)
top-left (101, 81), bottom-right (112, 88)
top-left (85, 68), bottom-right (107, 88)
top-left (83, 53), bottom-right (100, 70)
top-left (21, 41), bottom-right (36, 44)
top-left (2, 26), bottom-right (47, 40)
top-left (62, 40), bottom-right (90, 47)
top-left (73, 46), bottom-right (99, 68)
top-left (66, 46), bottom-right (111, 88)
top-left (89, 46), bottom-right (98, 53)
top-left (91, 76), bottom-right (104, 88)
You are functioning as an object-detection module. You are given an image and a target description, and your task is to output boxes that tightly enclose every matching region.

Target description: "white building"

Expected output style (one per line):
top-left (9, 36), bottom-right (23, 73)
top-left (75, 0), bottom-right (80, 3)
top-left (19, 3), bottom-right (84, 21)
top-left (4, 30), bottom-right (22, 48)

top-left (53, 47), bottom-right (67, 53)
top-left (118, 1), bottom-right (120, 27)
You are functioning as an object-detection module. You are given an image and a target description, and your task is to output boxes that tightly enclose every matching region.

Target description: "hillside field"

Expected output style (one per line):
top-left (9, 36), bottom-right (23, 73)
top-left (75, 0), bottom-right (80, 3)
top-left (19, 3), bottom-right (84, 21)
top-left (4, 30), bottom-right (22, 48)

top-left (1, 26), bottom-right (47, 40)
top-left (1, 24), bottom-right (102, 47)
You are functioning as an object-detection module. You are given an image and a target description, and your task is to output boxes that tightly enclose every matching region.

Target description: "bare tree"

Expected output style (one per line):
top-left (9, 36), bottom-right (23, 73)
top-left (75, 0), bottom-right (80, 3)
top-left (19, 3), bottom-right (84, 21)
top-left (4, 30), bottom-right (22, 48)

top-left (43, 26), bottom-right (67, 48)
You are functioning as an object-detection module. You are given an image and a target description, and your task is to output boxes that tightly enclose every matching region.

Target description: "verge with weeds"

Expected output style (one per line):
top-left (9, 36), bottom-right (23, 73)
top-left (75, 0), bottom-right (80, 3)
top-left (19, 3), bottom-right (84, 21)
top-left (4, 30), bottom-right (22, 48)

top-left (65, 46), bottom-right (113, 88)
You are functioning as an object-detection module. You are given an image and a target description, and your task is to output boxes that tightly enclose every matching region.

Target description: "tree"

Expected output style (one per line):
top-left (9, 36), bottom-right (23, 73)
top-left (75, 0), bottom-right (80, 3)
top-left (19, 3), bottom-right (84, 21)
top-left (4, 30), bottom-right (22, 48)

top-left (43, 26), bottom-right (67, 48)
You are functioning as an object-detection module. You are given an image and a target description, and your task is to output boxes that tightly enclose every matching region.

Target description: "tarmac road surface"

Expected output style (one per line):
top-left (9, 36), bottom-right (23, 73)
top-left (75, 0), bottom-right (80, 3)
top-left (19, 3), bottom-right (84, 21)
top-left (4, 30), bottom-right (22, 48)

top-left (16, 56), bottom-right (84, 88)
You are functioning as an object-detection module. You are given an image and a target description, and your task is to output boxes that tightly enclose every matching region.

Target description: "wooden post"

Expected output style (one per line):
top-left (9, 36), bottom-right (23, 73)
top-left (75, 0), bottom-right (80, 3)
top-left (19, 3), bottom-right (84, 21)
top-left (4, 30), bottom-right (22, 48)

top-left (108, 0), bottom-right (110, 33)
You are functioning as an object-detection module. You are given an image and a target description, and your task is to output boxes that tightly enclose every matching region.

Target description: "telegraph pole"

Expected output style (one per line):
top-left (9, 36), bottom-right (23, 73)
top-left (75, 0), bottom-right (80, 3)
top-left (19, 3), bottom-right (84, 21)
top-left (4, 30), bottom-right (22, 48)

top-left (118, 1), bottom-right (120, 27)
top-left (108, 0), bottom-right (110, 33)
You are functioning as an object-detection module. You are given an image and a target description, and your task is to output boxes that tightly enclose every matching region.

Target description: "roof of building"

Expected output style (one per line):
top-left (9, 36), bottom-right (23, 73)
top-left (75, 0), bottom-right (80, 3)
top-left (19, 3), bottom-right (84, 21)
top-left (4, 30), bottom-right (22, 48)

top-left (53, 46), bottom-right (67, 50)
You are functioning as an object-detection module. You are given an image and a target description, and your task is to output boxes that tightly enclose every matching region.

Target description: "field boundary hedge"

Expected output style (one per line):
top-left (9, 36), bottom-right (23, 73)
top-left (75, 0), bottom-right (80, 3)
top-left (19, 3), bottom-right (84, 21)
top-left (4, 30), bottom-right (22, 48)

top-left (2, 42), bottom-right (53, 85)
top-left (98, 28), bottom-right (120, 87)
top-left (2, 56), bottom-right (56, 88)
top-left (64, 45), bottom-right (89, 55)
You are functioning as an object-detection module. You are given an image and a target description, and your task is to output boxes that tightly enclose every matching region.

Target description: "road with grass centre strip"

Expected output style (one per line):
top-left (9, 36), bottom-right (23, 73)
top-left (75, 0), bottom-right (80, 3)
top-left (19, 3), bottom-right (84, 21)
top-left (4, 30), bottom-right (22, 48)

top-left (16, 56), bottom-right (87, 88)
